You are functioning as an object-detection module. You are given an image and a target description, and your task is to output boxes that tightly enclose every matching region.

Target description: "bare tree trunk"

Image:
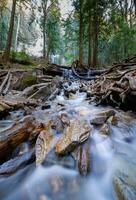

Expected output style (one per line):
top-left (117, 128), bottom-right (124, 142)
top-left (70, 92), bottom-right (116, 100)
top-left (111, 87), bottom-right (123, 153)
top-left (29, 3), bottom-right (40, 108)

top-left (3, 0), bottom-right (17, 61)
top-left (79, 0), bottom-right (83, 66)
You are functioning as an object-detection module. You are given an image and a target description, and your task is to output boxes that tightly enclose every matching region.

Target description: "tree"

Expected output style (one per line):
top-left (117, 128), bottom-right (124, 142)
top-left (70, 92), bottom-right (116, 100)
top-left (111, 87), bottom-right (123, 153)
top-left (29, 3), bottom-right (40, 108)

top-left (40, 0), bottom-right (61, 61)
top-left (3, 0), bottom-right (17, 61)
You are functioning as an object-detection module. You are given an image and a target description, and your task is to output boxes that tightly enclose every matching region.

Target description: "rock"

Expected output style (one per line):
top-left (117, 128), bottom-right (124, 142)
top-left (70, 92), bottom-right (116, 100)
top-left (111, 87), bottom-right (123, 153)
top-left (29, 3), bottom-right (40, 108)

top-left (13, 75), bottom-right (38, 91)
top-left (107, 115), bottom-right (118, 125)
top-left (91, 116), bottom-right (107, 125)
top-left (50, 175), bottom-right (63, 193)
top-left (112, 154), bottom-right (136, 200)
top-left (99, 124), bottom-right (110, 136)
top-left (77, 141), bottom-right (91, 176)
top-left (55, 118), bottom-right (91, 155)
top-left (0, 150), bottom-right (35, 175)
top-left (113, 176), bottom-right (136, 200)
top-left (12, 142), bottom-right (30, 157)
top-left (35, 120), bottom-right (58, 165)
top-left (39, 195), bottom-right (48, 200)
top-left (91, 109), bottom-right (116, 125)
top-left (43, 151), bottom-right (76, 169)
top-left (98, 109), bottom-right (116, 118)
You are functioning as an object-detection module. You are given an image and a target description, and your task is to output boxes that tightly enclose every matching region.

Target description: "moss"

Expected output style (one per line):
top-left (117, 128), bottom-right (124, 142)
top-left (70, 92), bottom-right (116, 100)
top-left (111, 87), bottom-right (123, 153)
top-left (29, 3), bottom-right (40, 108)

top-left (13, 75), bottom-right (38, 90)
top-left (10, 51), bottom-right (33, 65)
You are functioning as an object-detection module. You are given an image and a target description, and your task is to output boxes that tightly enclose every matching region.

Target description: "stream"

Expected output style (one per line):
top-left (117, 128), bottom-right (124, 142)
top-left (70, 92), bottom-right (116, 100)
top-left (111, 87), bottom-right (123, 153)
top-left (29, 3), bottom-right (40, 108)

top-left (0, 81), bottom-right (136, 200)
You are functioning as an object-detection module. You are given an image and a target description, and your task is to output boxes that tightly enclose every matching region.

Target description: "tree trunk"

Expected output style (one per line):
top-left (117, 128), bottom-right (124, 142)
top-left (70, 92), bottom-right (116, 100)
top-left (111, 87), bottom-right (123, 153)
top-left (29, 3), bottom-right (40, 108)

top-left (42, 1), bottom-right (47, 60)
top-left (92, 0), bottom-right (98, 68)
top-left (14, 8), bottom-right (21, 51)
top-left (134, 0), bottom-right (136, 16)
top-left (43, 9), bottom-right (47, 59)
top-left (79, 0), bottom-right (83, 66)
top-left (88, 9), bottom-right (93, 67)
top-left (3, 0), bottom-right (17, 61)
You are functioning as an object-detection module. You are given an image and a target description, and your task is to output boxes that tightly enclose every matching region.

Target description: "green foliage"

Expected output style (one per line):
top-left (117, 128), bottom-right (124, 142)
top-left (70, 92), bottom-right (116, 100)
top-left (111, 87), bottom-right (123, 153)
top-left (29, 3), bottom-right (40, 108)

top-left (10, 51), bottom-right (32, 65)
top-left (13, 75), bottom-right (38, 90)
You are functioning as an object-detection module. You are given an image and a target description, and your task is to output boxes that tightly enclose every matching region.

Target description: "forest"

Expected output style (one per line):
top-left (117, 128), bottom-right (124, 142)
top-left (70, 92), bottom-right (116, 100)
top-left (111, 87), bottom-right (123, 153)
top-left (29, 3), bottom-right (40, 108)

top-left (0, 0), bottom-right (136, 200)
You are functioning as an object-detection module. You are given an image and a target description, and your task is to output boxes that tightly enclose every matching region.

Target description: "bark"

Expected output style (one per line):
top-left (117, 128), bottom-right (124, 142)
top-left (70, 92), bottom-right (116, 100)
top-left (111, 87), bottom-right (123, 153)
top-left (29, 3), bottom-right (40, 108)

top-left (0, 116), bottom-right (36, 160)
top-left (3, 0), bottom-right (17, 61)
top-left (14, 2), bottom-right (21, 52)
top-left (79, 0), bottom-right (83, 66)
top-left (92, 0), bottom-right (98, 68)
top-left (42, 1), bottom-right (48, 59)
top-left (134, 0), bottom-right (136, 15)
top-left (88, 8), bottom-right (93, 67)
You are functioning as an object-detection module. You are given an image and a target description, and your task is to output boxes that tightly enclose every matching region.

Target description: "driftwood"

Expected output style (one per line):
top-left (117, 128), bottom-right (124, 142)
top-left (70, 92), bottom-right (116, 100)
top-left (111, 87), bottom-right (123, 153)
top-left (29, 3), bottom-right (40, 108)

top-left (0, 70), bottom-right (11, 95)
top-left (71, 60), bottom-right (106, 80)
top-left (87, 55), bottom-right (136, 111)
top-left (0, 116), bottom-right (36, 160)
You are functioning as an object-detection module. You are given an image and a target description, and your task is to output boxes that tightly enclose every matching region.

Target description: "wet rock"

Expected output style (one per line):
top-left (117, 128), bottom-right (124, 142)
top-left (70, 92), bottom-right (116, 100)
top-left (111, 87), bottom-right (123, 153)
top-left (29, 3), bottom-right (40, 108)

top-left (112, 154), bottom-right (136, 200)
top-left (91, 116), bottom-right (107, 125)
top-left (50, 175), bottom-right (63, 193)
top-left (107, 115), bottom-right (118, 125)
top-left (43, 151), bottom-right (76, 169)
top-left (35, 121), bottom-right (58, 164)
top-left (0, 150), bottom-right (35, 175)
top-left (91, 109), bottom-right (116, 125)
top-left (55, 118), bottom-right (91, 155)
top-left (39, 195), bottom-right (48, 200)
top-left (113, 176), bottom-right (136, 200)
top-left (77, 141), bottom-right (91, 176)
top-left (99, 124), bottom-right (110, 136)
top-left (12, 142), bottom-right (30, 157)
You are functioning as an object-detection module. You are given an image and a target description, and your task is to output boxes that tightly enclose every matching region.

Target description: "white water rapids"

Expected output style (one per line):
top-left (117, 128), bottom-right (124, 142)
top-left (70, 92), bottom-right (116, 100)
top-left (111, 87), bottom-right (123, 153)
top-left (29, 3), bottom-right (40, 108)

top-left (0, 83), bottom-right (136, 200)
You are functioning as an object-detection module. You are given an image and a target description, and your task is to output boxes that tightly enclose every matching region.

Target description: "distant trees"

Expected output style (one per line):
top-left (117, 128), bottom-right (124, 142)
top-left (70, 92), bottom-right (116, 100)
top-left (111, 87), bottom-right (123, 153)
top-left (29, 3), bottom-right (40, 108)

top-left (63, 0), bottom-right (136, 67)
top-left (40, 0), bottom-right (61, 61)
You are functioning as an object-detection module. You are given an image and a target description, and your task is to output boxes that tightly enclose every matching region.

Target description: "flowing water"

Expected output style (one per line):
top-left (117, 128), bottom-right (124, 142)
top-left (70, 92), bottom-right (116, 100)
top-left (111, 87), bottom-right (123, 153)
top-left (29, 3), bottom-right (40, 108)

top-left (0, 82), bottom-right (136, 200)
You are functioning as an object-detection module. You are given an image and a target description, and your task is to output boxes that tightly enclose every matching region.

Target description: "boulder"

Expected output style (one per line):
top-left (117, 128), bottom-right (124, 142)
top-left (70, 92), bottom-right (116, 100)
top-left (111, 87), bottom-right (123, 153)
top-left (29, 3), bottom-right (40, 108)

top-left (55, 118), bottom-right (91, 155)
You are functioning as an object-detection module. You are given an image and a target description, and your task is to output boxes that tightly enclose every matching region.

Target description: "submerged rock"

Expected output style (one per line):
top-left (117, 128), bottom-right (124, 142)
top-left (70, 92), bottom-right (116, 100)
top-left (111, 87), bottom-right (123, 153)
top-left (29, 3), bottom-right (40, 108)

top-left (55, 118), bottom-right (91, 155)
top-left (99, 124), bottom-right (110, 136)
top-left (77, 141), bottom-right (91, 176)
top-left (113, 155), bottom-right (136, 200)
top-left (113, 176), bottom-right (136, 200)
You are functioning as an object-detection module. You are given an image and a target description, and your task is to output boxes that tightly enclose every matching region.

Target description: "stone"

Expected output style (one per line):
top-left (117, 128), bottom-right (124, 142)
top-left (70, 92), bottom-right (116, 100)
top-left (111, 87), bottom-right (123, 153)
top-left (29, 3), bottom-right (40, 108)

top-left (113, 176), bottom-right (136, 200)
top-left (55, 118), bottom-right (91, 155)
top-left (35, 121), bottom-right (58, 165)
top-left (77, 141), bottom-right (91, 176)
top-left (91, 116), bottom-right (107, 125)
top-left (90, 109), bottom-right (116, 125)
top-left (107, 115), bottom-right (118, 125)
top-left (99, 124), bottom-right (110, 136)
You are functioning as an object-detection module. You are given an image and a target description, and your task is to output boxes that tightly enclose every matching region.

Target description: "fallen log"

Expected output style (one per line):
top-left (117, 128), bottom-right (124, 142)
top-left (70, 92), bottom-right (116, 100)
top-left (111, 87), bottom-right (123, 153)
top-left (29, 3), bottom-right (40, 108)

top-left (71, 61), bottom-right (105, 80)
top-left (0, 116), bottom-right (36, 161)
